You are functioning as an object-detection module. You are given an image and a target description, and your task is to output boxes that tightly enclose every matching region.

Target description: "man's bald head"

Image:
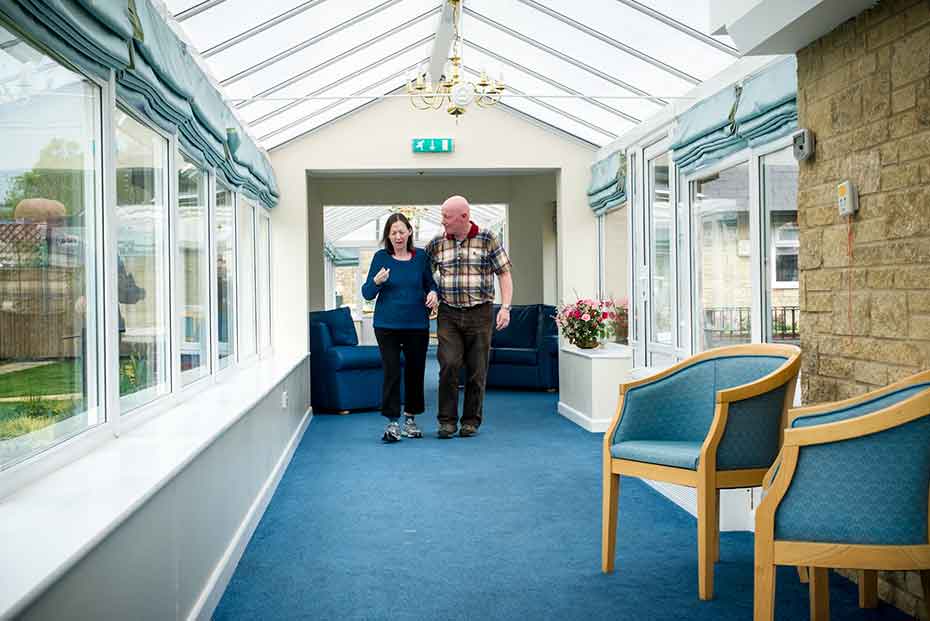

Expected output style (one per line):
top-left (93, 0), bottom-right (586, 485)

top-left (441, 195), bottom-right (471, 239)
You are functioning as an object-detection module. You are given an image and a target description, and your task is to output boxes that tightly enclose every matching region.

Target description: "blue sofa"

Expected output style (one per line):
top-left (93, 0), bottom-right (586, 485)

top-left (309, 307), bottom-right (388, 412)
top-left (485, 303), bottom-right (559, 390)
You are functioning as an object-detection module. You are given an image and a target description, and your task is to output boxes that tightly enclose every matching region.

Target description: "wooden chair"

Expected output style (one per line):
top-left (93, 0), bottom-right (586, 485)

top-left (602, 343), bottom-right (801, 600)
top-left (754, 369), bottom-right (930, 621)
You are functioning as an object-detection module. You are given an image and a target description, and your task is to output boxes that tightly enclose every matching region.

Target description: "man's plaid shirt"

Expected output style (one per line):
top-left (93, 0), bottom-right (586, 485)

top-left (425, 224), bottom-right (511, 308)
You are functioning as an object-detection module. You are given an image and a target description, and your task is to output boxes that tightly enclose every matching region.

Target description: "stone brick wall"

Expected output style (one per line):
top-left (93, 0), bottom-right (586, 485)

top-left (797, 0), bottom-right (930, 617)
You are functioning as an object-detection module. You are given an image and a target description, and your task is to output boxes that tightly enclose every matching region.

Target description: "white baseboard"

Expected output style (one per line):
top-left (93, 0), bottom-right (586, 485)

top-left (189, 407), bottom-right (313, 621)
top-left (557, 401), bottom-right (610, 432)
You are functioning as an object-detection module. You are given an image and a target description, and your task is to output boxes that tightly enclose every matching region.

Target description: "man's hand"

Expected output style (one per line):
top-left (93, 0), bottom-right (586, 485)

top-left (495, 306), bottom-right (510, 331)
top-left (425, 291), bottom-right (438, 309)
top-left (373, 267), bottom-right (390, 285)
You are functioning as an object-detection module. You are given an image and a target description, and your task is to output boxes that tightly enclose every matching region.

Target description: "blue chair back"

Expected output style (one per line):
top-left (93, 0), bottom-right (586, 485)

top-left (775, 383), bottom-right (930, 545)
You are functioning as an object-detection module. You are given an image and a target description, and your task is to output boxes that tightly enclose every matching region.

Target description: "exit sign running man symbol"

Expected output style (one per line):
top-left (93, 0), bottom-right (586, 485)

top-left (412, 138), bottom-right (454, 153)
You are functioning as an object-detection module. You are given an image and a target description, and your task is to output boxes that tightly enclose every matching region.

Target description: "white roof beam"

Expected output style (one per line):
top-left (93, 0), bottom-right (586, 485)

top-left (202, 0), bottom-right (330, 58)
top-left (515, 0), bottom-right (700, 85)
top-left (220, 0), bottom-right (404, 86)
top-left (259, 60), bottom-right (423, 143)
top-left (464, 7), bottom-right (667, 107)
top-left (614, 0), bottom-right (740, 57)
top-left (463, 38), bottom-right (640, 125)
top-left (174, 0), bottom-right (229, 22)
top-left (233, 6), bottom-right (440, 109)
top-left (248, 35), bottom-right (433, 127)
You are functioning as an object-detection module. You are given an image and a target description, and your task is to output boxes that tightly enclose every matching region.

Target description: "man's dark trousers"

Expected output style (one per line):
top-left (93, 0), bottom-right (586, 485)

top-left (436, 302), bottom-right (494, 429)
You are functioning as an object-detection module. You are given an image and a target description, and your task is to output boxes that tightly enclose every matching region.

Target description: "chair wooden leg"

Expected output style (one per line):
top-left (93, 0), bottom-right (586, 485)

top-left (753, 545), bottom-right (776, 621)
top-left (712, 489), bottom-right (720, 563)
top-left (921, 571), bottom-right (930, 619)
top-left (809, 567), bottom-right (830, 621)
top-left (858, 570), bottom-right (878, 608)
top-left (697, 483), bottom-right (716, 600)
top-left (797, 566), bottom-right (809, 583)
top-left (601, 471), bottom-right (620, 573)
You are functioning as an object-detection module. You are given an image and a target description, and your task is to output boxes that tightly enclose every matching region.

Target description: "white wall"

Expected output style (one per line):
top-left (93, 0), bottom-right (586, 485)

top-left (269, 96), bottom-right (597, 338)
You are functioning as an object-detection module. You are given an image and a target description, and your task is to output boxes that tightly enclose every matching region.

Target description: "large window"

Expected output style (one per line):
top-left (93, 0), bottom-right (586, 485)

top-left (692, 162), bottom-right (752, 351)
top-left (257, 213), bottom-right (271, 352)
top-left (237, 198), bottom-right (256, 359)
top-left (763, 148), bottom-right (800, 345)
top-left (177, 153), bottom-right (209, 384)
top-left (115, 109), bottom-right (170, 410)
top-left (215, 183), bottom-right (236, 369)
top-left (0, 27), bottom-right (102, 468)
top-left (649, 153), bottom-right (672, 345)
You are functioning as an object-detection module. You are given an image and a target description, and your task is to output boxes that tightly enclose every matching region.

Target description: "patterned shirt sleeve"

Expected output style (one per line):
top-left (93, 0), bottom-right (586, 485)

top-left (485, 231), bottom-right (512, 275)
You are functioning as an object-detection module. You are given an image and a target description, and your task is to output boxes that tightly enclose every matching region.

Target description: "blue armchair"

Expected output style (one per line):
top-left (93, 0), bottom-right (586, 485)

top-left (309, 307), bottom-right (387, 413)
top-left (754, 370), bottom-right (930, 621)
top-left (486, 303), bottom-right (559, 390)
top-left (602, 343), bottom-right (801, 600)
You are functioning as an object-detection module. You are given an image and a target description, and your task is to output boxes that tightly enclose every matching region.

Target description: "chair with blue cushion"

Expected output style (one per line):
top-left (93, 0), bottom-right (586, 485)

top-left (754, 370), bottom-right (930, 621)
top-left (309, 307), bottom-right (388, 413)
top-left (601, 343), bottom-right (801, 600)
top-left (486, 303), bottom-right (559, 390)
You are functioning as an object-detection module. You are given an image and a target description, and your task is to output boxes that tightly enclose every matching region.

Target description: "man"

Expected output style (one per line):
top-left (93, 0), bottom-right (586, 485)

top-left (425, 195), bottom-right (513, 439)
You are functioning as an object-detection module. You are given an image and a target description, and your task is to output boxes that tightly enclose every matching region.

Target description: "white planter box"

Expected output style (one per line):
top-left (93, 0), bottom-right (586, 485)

top-left (557, 342), bottom-right (633, 432)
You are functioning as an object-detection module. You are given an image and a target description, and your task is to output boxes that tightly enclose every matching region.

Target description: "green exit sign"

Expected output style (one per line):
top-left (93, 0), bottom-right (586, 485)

top-left (412, 138), bottom-right (454, 153)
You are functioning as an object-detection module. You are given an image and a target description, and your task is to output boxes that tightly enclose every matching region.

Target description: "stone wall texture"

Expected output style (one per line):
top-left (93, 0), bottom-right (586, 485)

top-left (797, 0), bottom-right (930, 617)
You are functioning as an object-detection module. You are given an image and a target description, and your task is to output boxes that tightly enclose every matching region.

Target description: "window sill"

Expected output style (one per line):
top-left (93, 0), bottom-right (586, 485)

top-left (0, 351), bottom-right (309, 619)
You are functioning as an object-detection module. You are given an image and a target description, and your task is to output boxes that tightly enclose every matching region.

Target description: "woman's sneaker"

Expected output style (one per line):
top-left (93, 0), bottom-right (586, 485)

top-left (382, 420), bottom-right (402, 443)
top-left (402, 416), bottom-right (423, 438)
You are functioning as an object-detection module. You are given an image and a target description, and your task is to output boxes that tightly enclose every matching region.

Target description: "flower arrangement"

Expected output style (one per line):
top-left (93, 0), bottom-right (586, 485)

top-left (555, 298), bottom-right (620, 349)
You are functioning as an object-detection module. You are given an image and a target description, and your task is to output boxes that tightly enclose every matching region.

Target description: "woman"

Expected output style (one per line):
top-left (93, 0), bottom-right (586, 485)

top-left (362, 213), bottom-right (438, 442)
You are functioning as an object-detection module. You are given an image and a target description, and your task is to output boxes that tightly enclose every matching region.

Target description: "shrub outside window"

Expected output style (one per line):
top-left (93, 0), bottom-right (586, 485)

top-left (0, 26), bottom-right (103, 469)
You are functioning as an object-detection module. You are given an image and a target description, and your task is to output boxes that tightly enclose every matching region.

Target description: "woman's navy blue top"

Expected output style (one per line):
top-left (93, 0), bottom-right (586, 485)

top-left (361, 248), bottom-right (437, 330)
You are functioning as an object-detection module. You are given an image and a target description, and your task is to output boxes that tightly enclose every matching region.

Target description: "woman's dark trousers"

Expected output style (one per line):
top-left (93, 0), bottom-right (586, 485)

top-left (374, 328), bottom-right (429, 419)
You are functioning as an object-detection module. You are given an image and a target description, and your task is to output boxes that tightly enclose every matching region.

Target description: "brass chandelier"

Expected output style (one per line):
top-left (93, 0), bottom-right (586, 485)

top-left (406, 0), bottom-right (504, 118)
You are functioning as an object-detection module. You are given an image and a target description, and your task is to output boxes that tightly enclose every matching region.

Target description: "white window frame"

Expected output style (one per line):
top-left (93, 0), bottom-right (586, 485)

top-left (236, 194), bottom-right (259, 365)
top-left (770, 222), bottom-right (800, 290)
top-left (175, 149), bottom-right (213, 390)
top-left (681, 135), bottom-right (795, 354)
top-left (113, 105), bottom-right (175, 416)
top-left (644, 140), bottom-right (676, 367)
top-left (257, 207), bottom-right (273, 359)
top-left (212, 182), bottom-right (238, 381)
top-left (0, 20), bottom-right (279, 497)
top-left (0, 45), bottom-right (111, 488)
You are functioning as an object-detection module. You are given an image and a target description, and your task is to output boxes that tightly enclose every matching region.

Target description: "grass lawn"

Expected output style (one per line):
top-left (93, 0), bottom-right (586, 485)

top-left (0, 360), bottom-right (81, 398)
top-left (0, 399), bottom-right (81, 439)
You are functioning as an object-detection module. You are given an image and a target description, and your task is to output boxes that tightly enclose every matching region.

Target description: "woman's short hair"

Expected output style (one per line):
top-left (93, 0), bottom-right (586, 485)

top-left (381, 212), bottom-right (414, 254)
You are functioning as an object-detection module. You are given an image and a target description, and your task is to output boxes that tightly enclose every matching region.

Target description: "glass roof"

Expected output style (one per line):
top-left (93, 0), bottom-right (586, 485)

top-left (166, 0), bottom-right (738, 150)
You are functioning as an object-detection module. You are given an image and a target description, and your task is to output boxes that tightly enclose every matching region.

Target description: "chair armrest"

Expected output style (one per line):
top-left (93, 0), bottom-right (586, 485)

top-left (761, 448), bottom-right (782, 491)
top-left (309, 322), bottom-right (333, 353)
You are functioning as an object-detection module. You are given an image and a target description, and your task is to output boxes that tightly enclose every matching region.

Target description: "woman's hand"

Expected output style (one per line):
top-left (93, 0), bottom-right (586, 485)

top-left (425, 291), bottom-right (438, 309)
top-left (373, 267), bottom-right (390, 285)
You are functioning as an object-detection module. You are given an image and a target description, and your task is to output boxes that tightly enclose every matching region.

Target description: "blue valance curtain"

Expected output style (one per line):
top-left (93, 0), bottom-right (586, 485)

top-left (588, 151), bottom-right (627, 216)
top-left (0, 0), bottom-right (279, 207)
top-left (671, 56), bottom-right (797, 175)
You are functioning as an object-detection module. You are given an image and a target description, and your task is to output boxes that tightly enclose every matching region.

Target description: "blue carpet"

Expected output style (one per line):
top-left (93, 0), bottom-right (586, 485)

top-left (215, 361), bottom-right (913, 620)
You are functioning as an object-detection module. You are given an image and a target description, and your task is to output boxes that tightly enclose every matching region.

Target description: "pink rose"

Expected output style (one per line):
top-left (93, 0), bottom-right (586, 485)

top-left (582, 313), bottom-right (590, 321)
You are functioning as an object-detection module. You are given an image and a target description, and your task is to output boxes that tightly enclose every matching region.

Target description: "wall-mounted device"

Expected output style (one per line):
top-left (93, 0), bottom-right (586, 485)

top-left (837, 180), bottom-right (858, 216)
top-left (792, 128), bottom-right (815, 161)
